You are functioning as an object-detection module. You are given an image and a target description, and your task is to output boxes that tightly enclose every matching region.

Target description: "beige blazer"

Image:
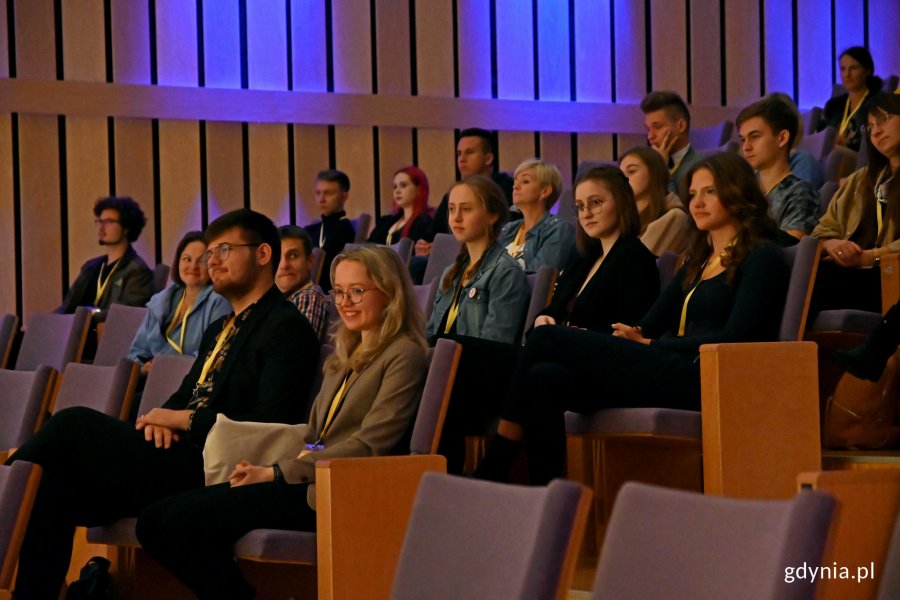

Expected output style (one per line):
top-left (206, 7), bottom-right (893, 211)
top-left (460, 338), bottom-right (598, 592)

top-left (813, 167), bottom-right (900, 251)
top-left (640, 192), bottom-right (691, 256)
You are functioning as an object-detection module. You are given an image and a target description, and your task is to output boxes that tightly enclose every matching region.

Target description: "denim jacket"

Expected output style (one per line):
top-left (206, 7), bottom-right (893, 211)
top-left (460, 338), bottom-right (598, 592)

top-left (499, 213), bottom-right (575, 273)
top-left (426, 241), bottom-right (530, 344)
top-left (128, 284), bottom-right (232, 363)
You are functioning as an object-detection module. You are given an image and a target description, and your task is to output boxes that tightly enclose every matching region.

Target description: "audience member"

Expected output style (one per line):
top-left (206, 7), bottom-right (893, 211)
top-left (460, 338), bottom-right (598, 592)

top-left (812, 92), bottom-right (900, 313)
top-left (477, 152), bottom-right (789, 485)
top-left (304, 169), bottom-right (356, 290)
top-left (128, 231), bottom-right (231, 373)
top-left (737, 94), bottom-right (819, 239)
top-left (819, 46), bottom-right (884, 152)
top-left (769, 92), bottom-right (826, 190)
top-left (135, 247), bottom-right (428, 600)
top-left (368, 166), bottom-right (433, 245)
top-left (276, 225), bottom-right (329, 340)
top-left (6, 209), bottom-right (320, 600)
top-left (619, 146), bottom-right (691, 255)
top-left (498, 158), bottom-right (574, 272)
top-left (641, 91), bottom-right (703, 193)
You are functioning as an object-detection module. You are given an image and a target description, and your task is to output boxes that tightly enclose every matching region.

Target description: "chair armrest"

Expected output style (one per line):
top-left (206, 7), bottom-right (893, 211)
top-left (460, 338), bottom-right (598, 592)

top-left (701, 341), bottom-right (821, 499)
top-left (315, 454), bottom-right (446, 600)
top-left (881, 252), bottom-right (900, 314)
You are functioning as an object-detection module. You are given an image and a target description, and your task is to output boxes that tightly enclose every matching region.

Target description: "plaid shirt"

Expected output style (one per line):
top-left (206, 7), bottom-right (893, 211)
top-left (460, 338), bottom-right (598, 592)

top-left (287, 283), bottom-right (330, 340)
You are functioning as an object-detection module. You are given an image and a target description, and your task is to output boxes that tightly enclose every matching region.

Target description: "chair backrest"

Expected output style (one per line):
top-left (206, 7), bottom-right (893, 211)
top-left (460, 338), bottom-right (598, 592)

top-left (0, 366), bottom-right (55, 450)
top-left (779, 236), bottom-right (821, 342)
top-left (878, 509), bottom-right (900, 600)
top-left (656, 251), bottom-right (679, 291)
top-left (817, 181), bottom-right (839, 217)
top-left (823, 146), bottom-right (859, 183)
top-left (93, 304), bottom-right (149, 366)
top-left (391, 237), bottom-right (414, 264)
top-left (856, 133), bottom-right (870, 170)
top-left (592, 482), bottom-right (834, 600)
top-left (797, 126), bottom-right (836, 162)
top-left (15, 307), bottom-right (91, 372)
top-left (410, 339), bottom-right (462, 455)
top-left (689, 120), bottom-right (734, 151)
top-left (391, 473), bottom-right (591, 600)
top-left (53, 358), bottom-right (138, 420)
top-left (413, 279), bottom-right (438, 322)
top-left (152, 263), bottom-right (171, 294)
top-left (803, 106), bottom-right (823, 135)
top-left (522, 267), bottom-right (558, 344)
top-left (422, 233), bottom-right (463, 285)
top-left (137, 354), bottom-right (196, 414)
top-left (718, 139), bottom-right (739, 154)
top-left (0, 314), bottom-right (18, 369)
top-left (310, 247), bottom-right (326, 285)
top-left (0, 461), bottom-right (42, 591)
top-left (304, 343), bottom-right (335, 420)
top-left (351, 213), bottom-right (373, 243)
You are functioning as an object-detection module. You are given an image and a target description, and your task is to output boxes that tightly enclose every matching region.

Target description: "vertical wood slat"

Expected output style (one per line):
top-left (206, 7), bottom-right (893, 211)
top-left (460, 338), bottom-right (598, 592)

top-left (202, 0), bottom-right (241, 89)
top-left (495, 0), bottom-right (534, 100)
top-left (613, 0), bottom-right (646, 103)
top-left (0, 0), bottom-right (8, 78)
top-left (114, 119), bottom-right (156, 266)
top-left (158, 121), bottom-right (202, 264)
top-left (833, 0), bottom-right (865, 87)
top-left (762, 0), bottom-right (794, 100)
top-left (796, 0), bottom-right (832, 109)
top-left (377, 127), bottom-right (414, 219)
top-left (19, 115), bottom-right (62, 318)
top-left (249, 124), bottom-right (291, 224)
top-left (62, 0), bottom-right (105, 82)
top-left (65, 117), bottom-right (110, 278)
top-left (723, 1), bottom-right (760, 107)
top-left (536, 0), bottom-right (570, 102)
top-left (290, 0), bottom-right (328, 92)
top-left (14, 0), bottom-right (56, 79)
top-left (415, 129), bottom-right (456, 210)
top-left (414, 0), bottom-right (454, 97)
top-left (540, 133), bottom-right (572, 194)
top-left (110, 0), bottom-right (152, 84)
top-left (689, 1), bottom-right (721, 107)
top-left (868, 0), bottom-right (900, 79)
top-left (154, 0), bottom-right (198, 87)
top-left (456, 0), bottom-right (492, 99)
top-left (246, 0), bottom-right (288, 90)
top-left (293, 125), bottom-right (330, 225)
top-left (205, 122), bottom-right (244, 220)
top-left (498, 132), bottom-right (536, 174)
top-left (0, 114), bottom-right (15, 314)
top-left (649, 0), bottom-right (688, 96)
top-left (574, 0), bottom-right (614, 176)
top-left (334, 127), bottom-right (376, 220)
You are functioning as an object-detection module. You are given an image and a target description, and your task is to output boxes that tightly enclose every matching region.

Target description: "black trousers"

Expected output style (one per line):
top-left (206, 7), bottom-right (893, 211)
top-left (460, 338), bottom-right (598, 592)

top-left (811, 261), bottom-right (882, 314)
top-left (136, 480), bottom-right (316, 600)
top-left (502, 325), bottom-right (700, 485)
top-left (5, 406), bottom-right (205, 600)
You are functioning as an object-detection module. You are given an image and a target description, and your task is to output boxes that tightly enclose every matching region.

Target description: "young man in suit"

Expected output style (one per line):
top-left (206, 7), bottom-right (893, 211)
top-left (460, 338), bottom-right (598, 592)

top-left (641, 91), bottom-right (703, 194)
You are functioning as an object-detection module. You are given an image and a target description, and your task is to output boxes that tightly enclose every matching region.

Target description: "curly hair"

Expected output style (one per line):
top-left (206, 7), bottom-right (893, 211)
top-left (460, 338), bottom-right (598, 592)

top-left (93, 196), bottom-right (147, 243)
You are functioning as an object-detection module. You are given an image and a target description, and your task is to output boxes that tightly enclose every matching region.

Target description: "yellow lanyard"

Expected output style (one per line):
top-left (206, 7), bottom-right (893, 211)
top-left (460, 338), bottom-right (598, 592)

top-left (94, 259), bottom-right (121, 305)
top-left (318, 371), bottom-right (353, 442)
top-left (877, 202), bottom-right (885, 236)
top-left (165, 290), bottom-right (193, 354)
top-left (669, 155), bottom-right (685, 176)
top-left (444, 282), bottom-right (466, 334)
top-left (513, 224), bottom-right (526, 247)
top-left (196, 316), bottom-right (235, 386)
top-left (839, 90), bottom-right (869, 136)
top-left (677, 254), bottom-right (723, 336)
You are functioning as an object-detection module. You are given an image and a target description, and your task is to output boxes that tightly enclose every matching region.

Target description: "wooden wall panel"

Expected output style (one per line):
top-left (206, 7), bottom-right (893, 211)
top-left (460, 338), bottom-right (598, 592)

top-left (158, 120), bottom-right (202, 267)
top-left (377, 127), bottom-right (413, 217)
top-left (573, 0), bottom-right (613, 180)
top-left (247, 0), bottom-right (288, 91)
top-left (414, 0), bottom-right (454, 97)
top-left (498, 132), bottom-right (536, 174)
top-left (0, 115), bottom-right (14, 315)
top-left (723, 1), bottom-right (760, 107)
top-left (61, 0), bottom-right (105, 82)
top-left (290, 0), bottom-right (327, 92)
top-left (65, 117), bottom-right (110, 278)
top-left (205, 122), bottom-right (244, 220)
top-left (613, 0), bottom-right (646, 103)
top-left (869, 0), bottom-right (900, 79)
top-left (249, 124), bottom-right (291, 224)
top-left (650, 0), bottom-right (688, 95)
top-left (14, 0), bottom-right (56, 80)
top-left (796, 0), bottom-right (832, 109)
top-left (689, 1), bottom-right (721, 106)
top-left (540, 133), bottom-right (572, 192)
top-left (762, 0), bottom-right (793, 99)
top-left (331, 0), bottom-right (372, 94)
top-left (536, 0), bottom-right (570, 102)
top-left (293, 125), bottom-right (330, 225)
top-left (334, 126), bottom-right (376, 219)
top-left (0, 0), bottom-right (8, 78)
top-left (202, 0), bottom-right (241, 89)
top-left (18, 115), bottom-right (62, 318)
top-left (110, 0), bottom-right (151, 84)
top-left (375, 0), bottom-right (411, 96)
top-left (415, 129), bottom-right (456, 209)
top-left (154, 0), bottom-right (198, 87)
top-left (495, 0), bottom-right (534, 100)
top-left (114, 119), bottom-right (156, 265)
top-left (834, 0), bottom-right (865, 86)
top-left (456, 0), bottom-right (492, 99)
top-left (577, 135), bottom-right (614, 170)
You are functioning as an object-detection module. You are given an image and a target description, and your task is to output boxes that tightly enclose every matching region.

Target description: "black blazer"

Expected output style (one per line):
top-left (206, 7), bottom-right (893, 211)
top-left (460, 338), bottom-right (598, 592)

top-left (368, 212), bottom-right (433, 245)
top-left (541, 235), bottom-right (660, 333)
top-left (57, 245), bottom-right (154, 322)
top-left (163, 285), bottom-right (320, 446)
top-left (304, 210), bottom-right (357, 290)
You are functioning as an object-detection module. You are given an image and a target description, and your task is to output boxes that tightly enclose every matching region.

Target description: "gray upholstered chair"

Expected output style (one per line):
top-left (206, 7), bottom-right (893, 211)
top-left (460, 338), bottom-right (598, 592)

top-left (15, 307), bottom-right (90, 373)
top-left (803, 106), bottom-right (823, 135)
top-left (390, 237), bottom-right (414, 264)
top-left (817, 181), bottom-right (839, 217)
top-left (656, 251), bottom-right (679, 291)
top-left (390, 473), bottom-right (591, 600)
top-left (0, 314), bottom-right (18, 370)
top-left (310, 247), bottom-right (325, 286)
top-left (350, 213), bottom-right (372, 243)
top-left (823, 145), bottom-right (859, 183)
top-left (52, 357), bottom-right (139, 420)
top-left (689, 120), bottom-right (734, 151)
top-left (413, 279), bottom-right (438, 322)
top-left (134, 354), bottom-right (195, 414)
top-left (0, 461), bottom-right (42, 599)
top-left (0, 366), bottom-right (55, 461)
top-left (592, 482), bottom-right (834, 600)
top-left (152, 264), bottom-right (171, 294)
top-left (93, 304), bottom-right (149, 366)
top-left (522, 266), bottom-right (558, 343)
top-left (798, 126), bottom-right (836, 163)
top-left (422, 233), bottom-right (462, 285)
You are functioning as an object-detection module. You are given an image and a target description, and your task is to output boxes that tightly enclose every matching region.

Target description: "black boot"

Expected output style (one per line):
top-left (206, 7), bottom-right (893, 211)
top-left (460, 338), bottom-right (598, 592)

top-left (473, 435), bottom-right (522, 482)
top-left (833, 303), bottom-right (900, 381)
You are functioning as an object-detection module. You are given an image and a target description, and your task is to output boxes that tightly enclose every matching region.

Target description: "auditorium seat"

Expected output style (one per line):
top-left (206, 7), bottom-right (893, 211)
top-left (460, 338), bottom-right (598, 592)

top-left (310, 247), bottom-right (325, 286)
top-left (0, 314), bottom-right (17, 369)
top-left (817, 181), bottom-right (839, 217)
top-left (413, 279), bottom-right (438, 322)
top-left (350, 214), bottom-right (372, 243)
top-left (591, 482), bottom-right (834, 600)
top-left (656, 251), bottom-right (679, 291)
top-left (0, 461), bottom-right (42, 600)
top-left (798, 126), bottom-right (836, 163)
top-left (804, 106), bottom-right (824, 135)
top-left (51, 358), bottom-right (139, 421)
top-left (15, 307), bottom-right (90, 373)
top-left (689, 120), bottom-right (734, 151)
top-left (92, 304), bottom-right (148, 367)
top-left (422, 233), bottom-right (463, 285)
top-left (521, 266), bottom-right (558, 344)
top-left (823, 146), bottom-right (859, 183)
top-left (152, 264), bottom-right (171, 294)
top-left (0, 366), bottom-right (55, 463)
top-left (390, 474), bottom-right (590, 600)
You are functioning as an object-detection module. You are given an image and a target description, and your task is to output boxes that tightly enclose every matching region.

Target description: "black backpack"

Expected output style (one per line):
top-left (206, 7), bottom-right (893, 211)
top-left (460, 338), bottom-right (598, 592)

top-left (65, 556), bottom-right (115, 600)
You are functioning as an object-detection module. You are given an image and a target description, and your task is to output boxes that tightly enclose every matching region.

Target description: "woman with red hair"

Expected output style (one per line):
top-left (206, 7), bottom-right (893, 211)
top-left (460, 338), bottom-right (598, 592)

top-left (369, 166), bottom-right (434, 244)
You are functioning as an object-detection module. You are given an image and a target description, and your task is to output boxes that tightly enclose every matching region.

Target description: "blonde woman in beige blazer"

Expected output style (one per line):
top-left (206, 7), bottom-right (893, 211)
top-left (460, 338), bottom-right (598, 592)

top-left (135, 247), bottom-right (429, 600)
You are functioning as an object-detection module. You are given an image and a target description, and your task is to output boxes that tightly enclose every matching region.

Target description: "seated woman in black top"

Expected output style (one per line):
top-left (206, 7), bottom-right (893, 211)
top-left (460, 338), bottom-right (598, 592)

top-left (477, 152), bottom-right (789, 485)
top-left (818, 46), bottom-right (883, 152)
top-left (368, 165), bottom-right (433, 245)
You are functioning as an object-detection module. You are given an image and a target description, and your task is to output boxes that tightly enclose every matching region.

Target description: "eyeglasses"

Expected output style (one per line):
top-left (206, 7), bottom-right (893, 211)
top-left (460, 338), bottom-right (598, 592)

top-left (865, 112), bottom-right (894, 135)
top-left (574, 198), bottom-right (607, 213)
top-left (199, 242), bottom-right (261, 268)
top-left (330, 287), bottom-right (376, 305)
top-left (94, 218), bottom-right (120, 226)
